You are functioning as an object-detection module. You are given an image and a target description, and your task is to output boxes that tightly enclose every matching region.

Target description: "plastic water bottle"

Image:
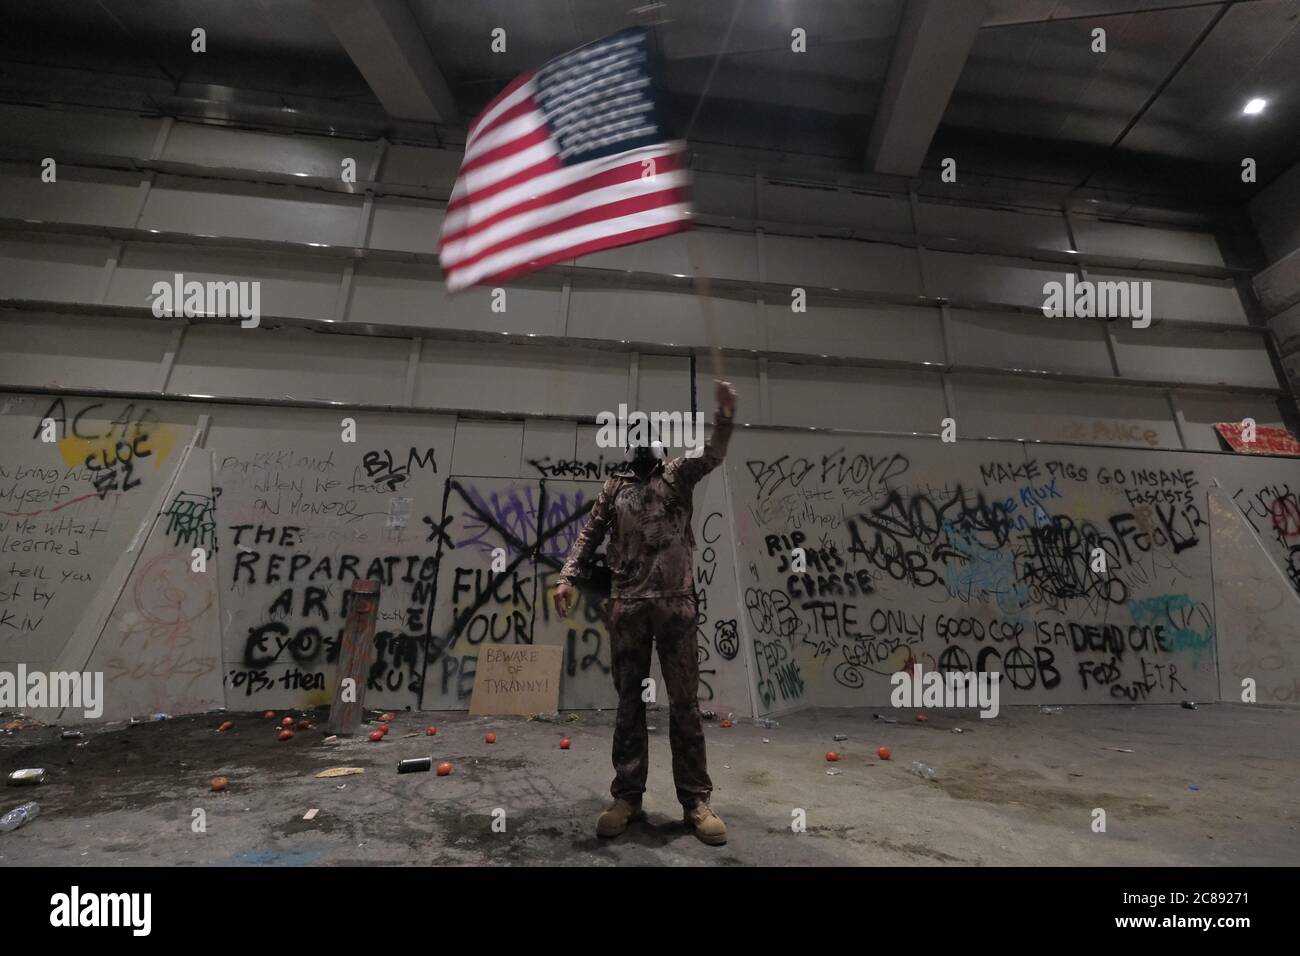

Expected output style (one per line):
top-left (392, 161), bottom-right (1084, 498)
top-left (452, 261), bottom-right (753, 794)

top-left (0, 802), bottom-right (39, 832)
top-left (910, 761), bottom-right (937, 781)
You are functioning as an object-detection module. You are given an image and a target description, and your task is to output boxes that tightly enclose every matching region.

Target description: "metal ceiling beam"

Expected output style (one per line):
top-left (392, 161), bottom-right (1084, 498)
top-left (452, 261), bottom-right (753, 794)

top-left (313, 0), bottom-right (458, 124)
top-left (866, 0), bottom-right (989, 177)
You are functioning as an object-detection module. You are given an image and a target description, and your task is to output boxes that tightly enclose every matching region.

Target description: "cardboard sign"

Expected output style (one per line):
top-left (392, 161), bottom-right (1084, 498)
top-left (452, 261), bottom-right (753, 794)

top-left (1215, 423), bottom-right (1300, 457)
top-left (469, 645), bottom-right (563, 716)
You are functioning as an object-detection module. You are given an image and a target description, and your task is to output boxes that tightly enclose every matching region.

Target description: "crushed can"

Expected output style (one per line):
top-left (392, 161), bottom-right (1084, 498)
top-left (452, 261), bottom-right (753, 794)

top-left (7, 768), bottom-right (46, 786)
top-left (397, 757), bottom-right (433, 774)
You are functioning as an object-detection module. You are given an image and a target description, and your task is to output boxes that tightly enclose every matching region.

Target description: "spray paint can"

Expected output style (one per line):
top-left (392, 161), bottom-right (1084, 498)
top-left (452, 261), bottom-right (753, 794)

top-left (397, 757), bottom-right (433, 774)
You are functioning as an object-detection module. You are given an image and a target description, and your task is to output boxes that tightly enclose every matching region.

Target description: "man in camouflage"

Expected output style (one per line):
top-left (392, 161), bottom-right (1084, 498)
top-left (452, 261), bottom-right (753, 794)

top-left (554, 380), bottom-right (736, 845)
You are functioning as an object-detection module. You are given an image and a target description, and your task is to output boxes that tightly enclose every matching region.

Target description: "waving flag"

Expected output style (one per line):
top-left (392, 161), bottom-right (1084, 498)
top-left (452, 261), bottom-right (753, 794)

top-left (438, 28), bottom-right (692, 292)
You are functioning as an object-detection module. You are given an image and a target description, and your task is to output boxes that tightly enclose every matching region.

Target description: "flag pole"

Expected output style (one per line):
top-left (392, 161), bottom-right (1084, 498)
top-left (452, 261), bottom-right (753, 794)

top-left (671, 0), bottom-right (746, 395)
top-left (687, 225), bottom-right (728, 388)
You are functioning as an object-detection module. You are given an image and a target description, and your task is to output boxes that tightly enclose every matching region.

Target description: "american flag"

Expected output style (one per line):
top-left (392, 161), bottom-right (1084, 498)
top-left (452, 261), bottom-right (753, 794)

top-left (438, 28), bottom-right (692, 292)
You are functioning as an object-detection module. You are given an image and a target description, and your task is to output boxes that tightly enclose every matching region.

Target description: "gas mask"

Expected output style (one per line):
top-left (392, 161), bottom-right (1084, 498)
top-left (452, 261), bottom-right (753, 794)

top-left (624, 429), bottom-right (666, 478)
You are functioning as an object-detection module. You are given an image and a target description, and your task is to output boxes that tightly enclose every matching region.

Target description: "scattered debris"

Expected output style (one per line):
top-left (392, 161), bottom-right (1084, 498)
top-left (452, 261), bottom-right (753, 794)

top-left (1, 716), bottom-right (42, 732)
top-left (1039, 706), bottom-right (1063, 715)
top-left (702, 711), bottom-right (717, 721)
top-left (7, 768), bottom-right (45, 786)
top-left (528, 711), bottom-right (560, 723)
top-left (210, 777), bottom-right (228, 792)
top-left (60, 730), bottom-right (84, 740)
top-left (152, 713), bottom-right (170, 721)
top-left (833, 734), bottom-right (848, 741)
top-left (560, 738), bottom-right (571, 749)
top-left (877, 746), bottom-right (892, 761)
top-left (1069, 771), bottom-right (1084, 777)
top-left (565, 713), bottom-right (580, 723)
top-left (315, 767), bottom-right (364, 779)
top-left (401, 732), bottom-right (420, 739)
top-left (1106, 747), bottom-right (1135, 753)
top-left (1181, 701), bottom-right (1198, 710)
top-left (910, 761), bottom-right (937, 780)
top-left (1188, 784), bottom-right (1201, 791)
top-left (335, 784), bottom-right (347, 790)
top-left (303, 808), bottom-right (320, 821)
top-left (217, 721), bottom-right (234, 733)
top-left (951, 728), bottom-right (964, 734)
top-left (826, 769), bottom-right (841, 776)
top-left (323, 735), bottom-right (339, 744)
top-left (436, 762), bottom-right (453, 776)
top-left (762, 738), bottom-right (770, 743)
top-left (754, 718), bottom-right (779, 729)
top-left (872, 713), bottom-right (898, 724)
top-left (0, 802), bottom-right (39, 833)
top-left (397, 758), bottom-right (432, 774)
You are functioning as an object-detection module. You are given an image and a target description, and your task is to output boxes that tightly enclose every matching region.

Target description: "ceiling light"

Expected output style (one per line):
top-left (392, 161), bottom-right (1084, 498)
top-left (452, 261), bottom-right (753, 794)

top-left (1243, 98), bottom-right (1267, 115)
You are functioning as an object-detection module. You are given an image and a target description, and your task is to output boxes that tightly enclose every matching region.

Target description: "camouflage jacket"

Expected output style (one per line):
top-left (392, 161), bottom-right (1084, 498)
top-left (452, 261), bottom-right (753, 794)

top-left (559, 410), bottom-right (734, 600)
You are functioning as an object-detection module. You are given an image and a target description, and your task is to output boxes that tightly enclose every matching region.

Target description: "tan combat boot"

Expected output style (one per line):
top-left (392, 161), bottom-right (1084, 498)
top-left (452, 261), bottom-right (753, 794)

top-left (684, 802), bottom-right (727, 845)
top-left (596, 798), bottom-right (645, 837)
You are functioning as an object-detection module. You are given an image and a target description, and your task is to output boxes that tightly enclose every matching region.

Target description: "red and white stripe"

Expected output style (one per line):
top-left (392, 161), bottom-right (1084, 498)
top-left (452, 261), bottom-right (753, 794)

top-left (438, 73), bottom-right (692, 292)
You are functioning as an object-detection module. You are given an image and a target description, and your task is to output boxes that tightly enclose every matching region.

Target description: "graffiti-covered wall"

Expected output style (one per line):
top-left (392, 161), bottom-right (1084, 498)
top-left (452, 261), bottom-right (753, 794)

top-left (726, 429), bottom-right (1300, 714)
top-left (2, 393), bottom-right (1297, 719)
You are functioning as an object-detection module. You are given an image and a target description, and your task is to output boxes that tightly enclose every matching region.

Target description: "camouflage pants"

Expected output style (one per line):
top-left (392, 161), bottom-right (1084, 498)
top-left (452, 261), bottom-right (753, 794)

top-left (607, 595), bottom-right (712, 809)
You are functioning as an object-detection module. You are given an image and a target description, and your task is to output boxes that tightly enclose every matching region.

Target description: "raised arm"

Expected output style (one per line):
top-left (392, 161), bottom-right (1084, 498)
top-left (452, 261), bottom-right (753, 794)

top-left (667, 380), bottom-right (736, 490)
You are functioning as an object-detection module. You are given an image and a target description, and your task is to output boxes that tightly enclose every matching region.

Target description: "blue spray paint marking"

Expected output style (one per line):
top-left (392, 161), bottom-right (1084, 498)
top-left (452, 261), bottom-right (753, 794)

top-left (941, 526), bottom-right (1031, 621)
top-left (1126, 593), bottom-right (1214, 661)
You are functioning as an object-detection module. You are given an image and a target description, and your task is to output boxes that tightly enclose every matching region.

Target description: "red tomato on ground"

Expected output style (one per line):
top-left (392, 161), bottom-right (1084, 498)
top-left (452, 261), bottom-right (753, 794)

top-left (878, 746), bottom-right (891, 760)
top-left (560, 738), bottom-right (571, 749)
top-left (485, 733), bottom-right (497, 744)
top-left (426, 726), bottom-right (437, 736)
top-left (436, 762), bottom-right (452, 776)
top-left (826, 751), bottom-right (839, 762)
top-left (368, 730), bottom-right (384, 742)
top-left (278, 730), bottom-right (294, 741)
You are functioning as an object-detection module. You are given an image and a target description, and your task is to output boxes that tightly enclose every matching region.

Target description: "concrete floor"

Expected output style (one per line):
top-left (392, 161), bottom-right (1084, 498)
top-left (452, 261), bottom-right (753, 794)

top-left (2, 703), bottom-right (1297, 866)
